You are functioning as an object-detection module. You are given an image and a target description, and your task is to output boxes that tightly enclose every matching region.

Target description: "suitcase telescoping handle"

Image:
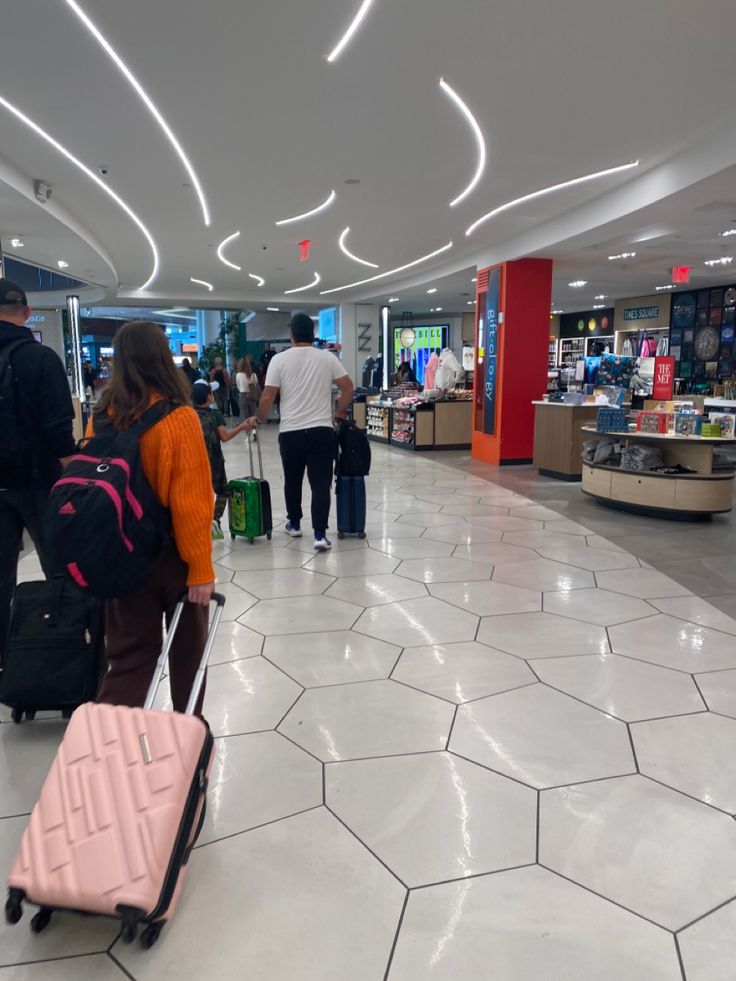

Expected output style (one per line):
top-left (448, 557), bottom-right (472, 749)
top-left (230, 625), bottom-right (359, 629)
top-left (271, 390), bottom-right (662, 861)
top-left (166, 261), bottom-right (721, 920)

top-left (143, 592), bottom-right (226, 715)
top-left (247, 431), bottom-right (265, 480)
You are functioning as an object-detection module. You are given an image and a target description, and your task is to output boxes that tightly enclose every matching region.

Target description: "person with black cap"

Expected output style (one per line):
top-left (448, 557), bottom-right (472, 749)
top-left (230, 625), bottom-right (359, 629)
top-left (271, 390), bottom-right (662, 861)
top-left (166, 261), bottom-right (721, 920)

top-left (252, 313), bottom-right (354, 551)
top-left (0, 278), bottom-right (75, 648)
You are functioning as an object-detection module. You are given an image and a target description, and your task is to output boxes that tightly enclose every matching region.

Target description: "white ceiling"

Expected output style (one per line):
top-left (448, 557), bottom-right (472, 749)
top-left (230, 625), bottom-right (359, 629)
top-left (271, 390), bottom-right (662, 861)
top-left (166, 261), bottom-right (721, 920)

top-left (2, 0), bottom-right (736, 309)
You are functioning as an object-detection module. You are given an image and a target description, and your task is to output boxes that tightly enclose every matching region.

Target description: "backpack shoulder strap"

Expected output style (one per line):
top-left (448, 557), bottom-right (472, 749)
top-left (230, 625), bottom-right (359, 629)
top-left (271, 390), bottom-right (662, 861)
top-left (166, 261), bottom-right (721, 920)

top-left (127, 399), bottom-right (177, 437)
top-left (0, 336), bottom-right (35, 366)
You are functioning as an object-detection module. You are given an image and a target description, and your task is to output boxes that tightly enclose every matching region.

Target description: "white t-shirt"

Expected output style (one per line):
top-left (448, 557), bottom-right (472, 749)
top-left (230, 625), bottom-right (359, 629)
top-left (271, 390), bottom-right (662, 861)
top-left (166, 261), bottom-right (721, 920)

top-left (265, 347), bottom-right (348, 433)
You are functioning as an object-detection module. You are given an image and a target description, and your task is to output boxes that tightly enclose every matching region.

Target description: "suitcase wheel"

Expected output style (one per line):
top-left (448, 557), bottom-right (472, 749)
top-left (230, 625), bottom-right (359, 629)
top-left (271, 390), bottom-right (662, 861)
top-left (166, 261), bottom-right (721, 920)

top-left (338, 532), bottom-right (345, 540)
top-left (230, 534), bottom-right (236, 542)
top-left (5, 889), bottom-right (24, 925)
top-left (11, 708), bottom-right (23, 724)
top-left (121, 921), bottom-right (138, 944)
top-left (30, 908), bottom-right (53, 934)
top-left (267, 532), bottom-right (272, 541)
top-left (140, 922), bottom-right (163, 949)
top-left (248, 538), bottom-right (255, 545)
top-left (358, 532), bottom-right (367, 540)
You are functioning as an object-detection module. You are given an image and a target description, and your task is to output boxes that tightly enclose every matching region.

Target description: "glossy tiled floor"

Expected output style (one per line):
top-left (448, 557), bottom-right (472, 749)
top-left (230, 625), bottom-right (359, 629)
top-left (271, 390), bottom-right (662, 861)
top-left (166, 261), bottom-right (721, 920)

top-left (2, 431), bottom-right (736, 979)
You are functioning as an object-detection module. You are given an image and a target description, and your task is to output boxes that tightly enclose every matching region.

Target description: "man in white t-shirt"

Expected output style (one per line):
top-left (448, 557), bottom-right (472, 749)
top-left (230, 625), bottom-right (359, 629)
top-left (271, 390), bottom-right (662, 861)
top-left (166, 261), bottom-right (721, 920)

top-left (254, 314), bottom-right (354, 551)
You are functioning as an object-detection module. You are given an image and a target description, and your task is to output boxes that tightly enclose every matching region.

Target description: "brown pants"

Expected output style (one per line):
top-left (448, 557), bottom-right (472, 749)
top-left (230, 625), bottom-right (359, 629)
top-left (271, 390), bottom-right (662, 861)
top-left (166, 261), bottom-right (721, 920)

top-left (98, 547), bottom-right (208, 714)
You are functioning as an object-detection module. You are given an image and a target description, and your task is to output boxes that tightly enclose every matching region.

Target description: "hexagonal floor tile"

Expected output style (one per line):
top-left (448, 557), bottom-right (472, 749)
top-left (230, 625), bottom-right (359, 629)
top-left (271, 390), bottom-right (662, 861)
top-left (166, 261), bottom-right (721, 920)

top-left (0, 720), bottom-right (67, 817)
top-left (595, 568), bottom-right (691, 599)
top-left (389, 865), bottom-right (681, 981)
top-left (232, 567), bottom-right (334, 599)
top-left (304, 549), bottom-right (400, 577)
top-left (278, 680), bottom-right (454, 761)
top-left (428, 580), bottom-right (541, 617)
top-left (212, 561), bottom-right (235, 583)
top-left (464, 514), bottom-right (544, 531)
top-left (354, 597), bottom-right (478, 647)
top-left (157, 658), bottom-right (300, 737)
top-left (509, 505), bottom-right (566, 521)
top-left (586, 535), bottom-right (626, 551)
top-left (264, 630), bottom-right (400, 686)
top-left (199, 731), bottom-right (322, 845)
top-left (217, 547), bottom-right (309, 572)
top-left (540, 775), bottom-right (736, 930)
top-left (477, 611), bottom-right (609, 659)
top-left (209, 620), bottom-right (263, 665)
top-left (695, 669), bottom-right (736, 718)
top-left (531, 653), bottom-right (705, 722)
top-left (543, 517), bottom-right (595, 536)
top-left (324, 574), bottom-right (427, 607)
top-left (396, 512), bottom-right (467, 528)
top-left (610, 615), bottom-right (736, 673)
top-left (397, 556), bottom-right (492, 584)
top-left (632, 713), bottom-right (736, 813)
top-left (326, 753), bottom-right (536, 886)
top-left (493, 558), bottom-right (594, 591)
top-left (452, 541), bottom-right (536, 565)
top-left (502, 529), bottom-right (593, 551)
top-left (392, 642), bottom-right (535, 703)
top-left (115, 809), bottom-right (404, 981)
top-left (679, 897), bottom-right (736, 981)
top-left (211, 581), bottom-right (258, 620)
top-left (0, 956), bottom-right (133, 979)
top-left (424, 523), bottom-right (505, 546)
top-left (652, 596), bottom-right (736, 634)
top-left (544, 587), bottom-right (655, 626)
top-left (371, 537), bottom-right (455, 560)
top-left (450, 685), bottom-right (634, 788)
top-left (535, 545), bottom-right (640, 572)
top-left (239, 594), bottom-right (363, 635)
top-left (439, 504), bottom-right (509, 519)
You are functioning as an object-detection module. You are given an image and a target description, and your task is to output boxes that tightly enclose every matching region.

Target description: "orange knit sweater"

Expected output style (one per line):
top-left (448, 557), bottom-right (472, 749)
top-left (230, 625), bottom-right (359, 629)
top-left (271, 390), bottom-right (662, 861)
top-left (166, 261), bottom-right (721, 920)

top-left (86, 404), bottom-right (215, 585)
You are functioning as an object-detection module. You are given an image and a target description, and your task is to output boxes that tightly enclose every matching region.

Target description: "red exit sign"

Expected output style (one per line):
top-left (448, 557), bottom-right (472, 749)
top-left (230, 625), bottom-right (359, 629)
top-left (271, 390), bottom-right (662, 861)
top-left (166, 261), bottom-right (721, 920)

top-left (672, 266), bottom-right (691, 284)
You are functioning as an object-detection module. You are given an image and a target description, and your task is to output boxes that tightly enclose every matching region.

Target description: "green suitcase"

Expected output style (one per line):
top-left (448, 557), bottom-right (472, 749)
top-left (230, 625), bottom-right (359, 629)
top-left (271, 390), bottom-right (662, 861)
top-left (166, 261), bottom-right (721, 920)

top-left (228, 434), bottom-right (272, 544)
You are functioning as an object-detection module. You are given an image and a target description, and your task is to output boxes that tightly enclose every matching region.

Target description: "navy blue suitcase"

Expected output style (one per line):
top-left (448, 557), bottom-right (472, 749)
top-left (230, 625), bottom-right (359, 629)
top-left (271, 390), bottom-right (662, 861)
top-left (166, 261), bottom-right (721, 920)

top-left (336, 475), bottom-right (367, 539)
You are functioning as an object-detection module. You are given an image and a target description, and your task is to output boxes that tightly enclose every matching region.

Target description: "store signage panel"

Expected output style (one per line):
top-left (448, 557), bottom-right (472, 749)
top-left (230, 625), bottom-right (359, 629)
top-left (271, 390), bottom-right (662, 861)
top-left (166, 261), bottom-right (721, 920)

top-left (653, 357), bottom-right (675, 399)
top-left (624, 306), bottom-right (659, 322)
top-left (483, 267), bottom-right (500, 435)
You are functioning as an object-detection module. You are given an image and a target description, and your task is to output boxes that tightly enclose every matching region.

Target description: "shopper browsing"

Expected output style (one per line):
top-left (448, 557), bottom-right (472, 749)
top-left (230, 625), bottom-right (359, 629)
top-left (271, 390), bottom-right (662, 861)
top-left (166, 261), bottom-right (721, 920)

top-left (192, 381), bottom-right (255, 540)
top-left (252, 314), bottom-right (354, 551)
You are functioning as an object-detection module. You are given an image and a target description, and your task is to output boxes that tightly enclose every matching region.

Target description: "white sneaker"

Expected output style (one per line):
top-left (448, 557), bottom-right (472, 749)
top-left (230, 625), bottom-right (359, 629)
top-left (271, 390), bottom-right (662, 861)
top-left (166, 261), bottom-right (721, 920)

top-left (285, 522), bottom-right (303, 538)
top-left (314, 535), bottom-right (332, 551)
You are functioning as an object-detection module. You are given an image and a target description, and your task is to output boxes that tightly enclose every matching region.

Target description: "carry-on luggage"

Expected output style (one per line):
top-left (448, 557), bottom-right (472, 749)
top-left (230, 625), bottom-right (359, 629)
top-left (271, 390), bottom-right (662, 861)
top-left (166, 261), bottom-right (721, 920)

top-left (0, 579), bottom-right (105, 724)
top-left (5, 592), bottom-right (226, 950)
top-left (336, 474), bottom-right (367, 539)
top-left (228, 432), bottom-right (272, 544)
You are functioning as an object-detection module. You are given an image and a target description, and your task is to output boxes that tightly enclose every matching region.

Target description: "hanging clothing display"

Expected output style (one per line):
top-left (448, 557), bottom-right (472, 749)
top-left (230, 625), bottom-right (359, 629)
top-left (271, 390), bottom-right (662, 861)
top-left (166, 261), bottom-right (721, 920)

top-left (435, 348), bottom-right (463, 390)
top-left (621, 337), bottom-right (635, 357)
top-left (638, 334), bottom-right (658, 358)
top-left (424, 352), bottom-right (440, 390)
top-left (656, 335), bottom-right (669, 357)
top-left (362, 357), bottom-right (375, 389)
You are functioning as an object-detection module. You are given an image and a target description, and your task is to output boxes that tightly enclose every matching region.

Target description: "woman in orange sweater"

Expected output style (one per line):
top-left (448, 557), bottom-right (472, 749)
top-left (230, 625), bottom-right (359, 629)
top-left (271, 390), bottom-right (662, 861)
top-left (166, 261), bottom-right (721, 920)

top-left (91, 321), bottom-right (230, 713)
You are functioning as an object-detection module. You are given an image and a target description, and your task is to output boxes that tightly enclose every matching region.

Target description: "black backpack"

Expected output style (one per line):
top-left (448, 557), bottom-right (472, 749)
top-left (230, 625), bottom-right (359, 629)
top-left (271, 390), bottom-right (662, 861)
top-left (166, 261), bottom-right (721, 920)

top-left (0, 337), bottom-right (35, 471)
top-left (47, 401), bottom-right (175, 598)
top-left (336, 419), bottom-right (371, 477)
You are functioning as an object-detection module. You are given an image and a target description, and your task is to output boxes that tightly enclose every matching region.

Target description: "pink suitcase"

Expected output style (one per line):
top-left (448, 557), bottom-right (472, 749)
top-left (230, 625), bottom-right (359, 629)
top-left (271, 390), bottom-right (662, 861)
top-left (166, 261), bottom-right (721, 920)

top-left (5, 592), bottom-right (225, 949)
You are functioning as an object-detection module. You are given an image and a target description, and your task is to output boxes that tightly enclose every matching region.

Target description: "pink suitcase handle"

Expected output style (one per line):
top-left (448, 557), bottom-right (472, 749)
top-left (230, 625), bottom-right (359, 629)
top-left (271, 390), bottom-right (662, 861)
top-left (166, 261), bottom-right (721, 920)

top-left (143, 592), bottom-right (226, 715)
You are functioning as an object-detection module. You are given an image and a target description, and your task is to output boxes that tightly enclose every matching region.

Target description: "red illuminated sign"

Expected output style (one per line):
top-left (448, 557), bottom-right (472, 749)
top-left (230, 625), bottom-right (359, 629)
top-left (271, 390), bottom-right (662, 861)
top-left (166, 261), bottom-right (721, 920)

top-left (299, 240), bottom-right (311, 262)
top-left (672, 266), bottom-right (691, 284)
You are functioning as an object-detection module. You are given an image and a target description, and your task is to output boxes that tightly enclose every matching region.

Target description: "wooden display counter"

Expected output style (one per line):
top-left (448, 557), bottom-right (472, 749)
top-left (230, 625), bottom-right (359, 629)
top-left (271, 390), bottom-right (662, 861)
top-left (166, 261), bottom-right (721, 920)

top-left (433, 400), bottom-right (473, 450)
top-left (580, 426), bottom-right (736, 519)
top-left (532, 401), bottom-right (599, 480)
top-left (361, 398), bottom-right (472, 451)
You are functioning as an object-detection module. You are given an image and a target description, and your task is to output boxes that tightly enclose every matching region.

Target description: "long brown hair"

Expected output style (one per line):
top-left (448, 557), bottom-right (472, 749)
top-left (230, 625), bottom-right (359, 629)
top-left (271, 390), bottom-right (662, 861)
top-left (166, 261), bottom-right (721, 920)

top-left (96, 320), bottom-right (191, 429)
top-left (237, 357), bottom-right (253, 377)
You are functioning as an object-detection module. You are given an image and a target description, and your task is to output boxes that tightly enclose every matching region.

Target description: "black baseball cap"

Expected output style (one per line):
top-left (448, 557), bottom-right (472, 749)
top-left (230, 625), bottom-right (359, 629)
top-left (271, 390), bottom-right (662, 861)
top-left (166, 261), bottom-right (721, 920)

top-left (0, 279), bottom-right (28, 307)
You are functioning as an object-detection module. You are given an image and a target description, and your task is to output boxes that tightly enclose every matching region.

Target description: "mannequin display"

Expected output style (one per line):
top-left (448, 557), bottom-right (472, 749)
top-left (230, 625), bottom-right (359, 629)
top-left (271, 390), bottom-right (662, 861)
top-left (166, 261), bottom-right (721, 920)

top-left (424, 351), bottom-right (440, 390)
top-left (435, 348), bottom-right (463, 390)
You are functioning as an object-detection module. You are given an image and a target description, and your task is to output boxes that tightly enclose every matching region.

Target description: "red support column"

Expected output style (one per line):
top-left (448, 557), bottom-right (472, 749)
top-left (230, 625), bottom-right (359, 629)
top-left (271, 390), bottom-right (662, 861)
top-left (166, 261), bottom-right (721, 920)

top-left (472, 257), bottom-right (553, 466)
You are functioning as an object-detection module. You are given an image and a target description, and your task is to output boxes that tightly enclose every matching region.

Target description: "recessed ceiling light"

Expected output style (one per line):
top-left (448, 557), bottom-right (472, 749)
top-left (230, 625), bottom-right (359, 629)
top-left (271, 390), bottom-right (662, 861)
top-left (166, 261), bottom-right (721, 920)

top-left (655, 284), bottom-right (675, 291)
top-left (552, 309), bottom-right (564, 314)
top-left (275, 190), bottom-right (336, 226)
top-left (320, 241), bottom-right (453, 295)
top-left (466, 160), bottom-right (640, 236)
top-left (338, 227), bottom-right (379, 268)
top-left (568, 280), bottom-right (587, 288)
top-left (10, 237), bottom-right (23, 248)
top-left (326, 0), bottom-right (376, 62)
top-left (284, 272), bottom-right (321, 295)
top-left (190, 276), bottom-right (213, 292)
top-left (594, 294), bottom-right (608, 300)
top-left (0, 94), bottom-right (157, 289)
top-left (719, 229), bottom-right (736, 237)
top-left (427, 288), bottom-right (438, 294)
top-left (57, 260), bottom-right (69, 269)
top-left (439, 77), bottom-right (487, 207)
top-left (608, 251), bottom-right (636, 261)
top-left (471, 277), bottom-right (477, 282)
top-left (388, 297), bottom-right (400, 302)
top-left (217, 231), bottom-right (242, 271)
top-left (61, 0), bottom-right (210, 226)
top-left (249, 273), bottom-right (265, 287)
top-left (593, 304), bottom-right (605, 309)
top-left (344, 178), bottom-right (361, 185)
top-left (467, 300), bottom-right (476, 305)
top-left (267, 307), bottom-right (280, 312)
top-left (435, 307), bottom-right (443, 312)
top-left (704, 257), bottom-right (733, 266)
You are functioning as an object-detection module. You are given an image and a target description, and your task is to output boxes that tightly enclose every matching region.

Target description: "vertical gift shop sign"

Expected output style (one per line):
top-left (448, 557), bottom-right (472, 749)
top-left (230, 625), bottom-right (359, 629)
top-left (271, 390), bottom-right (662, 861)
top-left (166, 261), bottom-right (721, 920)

top-left (484, 267), bottom-right (501, 434)
top-left (653, 356), bottom-right (675, 400)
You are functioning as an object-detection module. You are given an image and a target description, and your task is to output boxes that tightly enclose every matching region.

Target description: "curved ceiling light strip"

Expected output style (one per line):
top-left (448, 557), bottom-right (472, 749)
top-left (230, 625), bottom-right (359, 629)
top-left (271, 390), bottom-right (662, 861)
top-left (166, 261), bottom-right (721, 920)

top-left (284, 272), bottom-right (321, 294)
top-left (327, 0), bottom-right (376, 62)
top-left (438, 78), bottom-right (487, 208)
top-left (249, 273), bottom-right (265, 287)
top-left (190, 276), bottom-right (213, 292)
top-left (0, 93), bottom-right (159, 290)
top-left (339, 227), bottom-right (379, 268)
top-left (61, 0), bottom-right (211, 227)
top-left (275, 189), bottom-right (336, 226)
top-left (320, 241), bottom-right (453, 295)
top-left (466, 160), bottom-right (640, 237)
top-left (217, 231), bottom-right (242, 271)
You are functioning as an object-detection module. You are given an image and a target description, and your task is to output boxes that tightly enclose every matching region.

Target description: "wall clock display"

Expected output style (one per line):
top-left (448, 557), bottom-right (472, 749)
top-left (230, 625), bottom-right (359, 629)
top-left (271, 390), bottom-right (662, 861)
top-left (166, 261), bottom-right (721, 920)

top-left (399, 327), bottom-right (416, 348)
top-left (672, 294), bottom-right (696, 328)
top-left (694, 325), bottom-right (720, 361)
top-left (724, 287), bottom-right (736, 307)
